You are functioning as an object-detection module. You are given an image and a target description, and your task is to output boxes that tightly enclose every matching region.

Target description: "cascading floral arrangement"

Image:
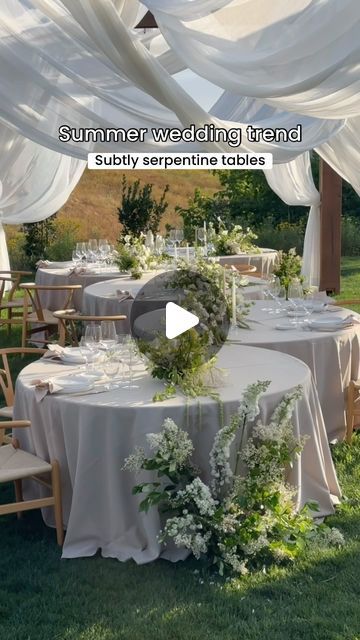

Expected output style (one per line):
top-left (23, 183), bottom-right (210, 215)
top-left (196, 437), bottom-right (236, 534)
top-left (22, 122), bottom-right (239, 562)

top-left (208, 220), bottom-right (259, 257)
top-left (139, 258), bottom-right (251, 401)
top-left (123, 382), bottom-right (344, 575)
top-left (115, 233), bottom-right (167, 279)
top-left (273, 248), bottom-right (304, 297)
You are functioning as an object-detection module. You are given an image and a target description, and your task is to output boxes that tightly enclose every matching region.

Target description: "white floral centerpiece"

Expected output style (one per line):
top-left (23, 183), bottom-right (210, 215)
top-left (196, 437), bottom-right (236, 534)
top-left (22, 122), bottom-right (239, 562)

top-left (115, 233), bottom-right (165, 279)
top-left (209, 219), bottom-right (259, 257)
top-left (124, 382), bottom-right (344, 576)
top-left (139, 258), bottom-right (251, 401)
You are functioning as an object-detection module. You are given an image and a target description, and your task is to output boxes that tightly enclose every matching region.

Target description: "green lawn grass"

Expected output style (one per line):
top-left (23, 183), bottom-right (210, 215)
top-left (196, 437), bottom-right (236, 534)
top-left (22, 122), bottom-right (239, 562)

top-left (1, 259), bottom-right (360, 640)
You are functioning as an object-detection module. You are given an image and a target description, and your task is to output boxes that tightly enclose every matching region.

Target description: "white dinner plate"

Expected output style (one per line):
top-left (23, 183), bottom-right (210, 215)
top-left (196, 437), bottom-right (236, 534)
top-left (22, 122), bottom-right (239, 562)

top-left (50, 374), bottom-right (96, 394)
top-left (60, 347), bottom-right (99, 364)
top-left (275, 322), bottom-right (296, 331)
top-left (307, 318), bottom-right (353, 331)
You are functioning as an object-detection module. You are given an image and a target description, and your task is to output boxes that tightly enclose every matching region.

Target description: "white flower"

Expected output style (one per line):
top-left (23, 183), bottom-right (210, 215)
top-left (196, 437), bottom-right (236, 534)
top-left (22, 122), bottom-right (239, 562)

top-left (147, 418), bottom-right (194, 467)
top-left (177, 478), bottom-right (218, 517)
top-left (122, 446), bottom-right (145, 472)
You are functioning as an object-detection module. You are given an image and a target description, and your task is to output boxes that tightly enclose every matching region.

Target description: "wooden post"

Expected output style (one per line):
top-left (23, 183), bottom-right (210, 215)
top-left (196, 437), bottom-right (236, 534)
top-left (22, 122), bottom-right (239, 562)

top-left (319, 159), bottom-right (342, 294)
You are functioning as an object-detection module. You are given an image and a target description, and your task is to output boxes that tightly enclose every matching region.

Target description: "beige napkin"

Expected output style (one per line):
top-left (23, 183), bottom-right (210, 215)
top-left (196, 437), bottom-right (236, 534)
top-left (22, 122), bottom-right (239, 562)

top-left (36, 260), bottom-right (52, 269)
top-left (68, 265), bottom-right (93, 275)
top-left (116, 289), bottom-right (134, 302)
top-left (42, 344), bottom-right (66, 360)
top-left (31, 378), bottom-right (63, 402)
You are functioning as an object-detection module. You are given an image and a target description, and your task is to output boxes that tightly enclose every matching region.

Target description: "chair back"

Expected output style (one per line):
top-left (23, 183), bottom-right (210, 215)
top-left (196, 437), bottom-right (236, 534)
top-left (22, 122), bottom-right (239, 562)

top-left (0, 347), bottom-right (47, 407)
top-left (0, 276), bottom-right (17, 306)
top-left (53, 311), bottom-right (127, 346)
top-left (0, 271), bottom-right (32, 302)
top-left (21, 284), bottom-right (82, 322)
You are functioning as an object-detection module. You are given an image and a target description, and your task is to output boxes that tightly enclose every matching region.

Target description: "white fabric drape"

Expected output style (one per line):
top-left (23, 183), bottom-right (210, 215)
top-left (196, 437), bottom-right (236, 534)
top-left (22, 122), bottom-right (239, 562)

top-left (1, 0), bottom-right (360, 279)
top-left (265, 153), bottom-right (321, 287)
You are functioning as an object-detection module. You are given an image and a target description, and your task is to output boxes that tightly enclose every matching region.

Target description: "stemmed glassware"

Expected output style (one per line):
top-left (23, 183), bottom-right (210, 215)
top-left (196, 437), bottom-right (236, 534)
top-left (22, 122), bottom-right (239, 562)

top-left (98, 239), bottom-right (111, 269)
top-left (288, 282), bottom-right (309, 328)
top-left (197, 227), bottom-right (207, 255)
top-left (100, 321), bottom-right (117, 350)
top-left (175, 229), bottom-right (184, 247)
top-left (117, 334), bottom-right (138, 388)
top-left (79, 324), bottom-right (102, 369)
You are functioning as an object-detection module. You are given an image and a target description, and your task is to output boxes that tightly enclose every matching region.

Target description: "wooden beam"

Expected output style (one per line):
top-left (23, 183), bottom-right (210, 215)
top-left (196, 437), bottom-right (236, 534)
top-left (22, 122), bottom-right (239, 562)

top-left (319, 159), bottom-right (342, 294)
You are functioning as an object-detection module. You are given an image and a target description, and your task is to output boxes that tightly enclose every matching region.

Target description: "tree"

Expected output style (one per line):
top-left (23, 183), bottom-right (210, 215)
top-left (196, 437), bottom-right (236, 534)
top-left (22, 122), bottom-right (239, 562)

top-left (118, 175), bottom-right (169, 237)
top-left (22, 216), bottom-right (57, 269)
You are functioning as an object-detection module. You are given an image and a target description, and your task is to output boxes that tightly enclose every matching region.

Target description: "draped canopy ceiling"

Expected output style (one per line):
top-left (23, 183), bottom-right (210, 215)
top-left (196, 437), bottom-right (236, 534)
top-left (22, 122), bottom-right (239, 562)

top-left (1, 0), bottom-right (360, 286)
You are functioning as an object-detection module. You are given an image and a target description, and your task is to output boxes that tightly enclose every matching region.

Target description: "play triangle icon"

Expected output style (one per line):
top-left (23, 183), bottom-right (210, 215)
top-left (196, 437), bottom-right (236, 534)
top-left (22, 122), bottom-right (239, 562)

top-left (165, 302), bottom-right (199, 339)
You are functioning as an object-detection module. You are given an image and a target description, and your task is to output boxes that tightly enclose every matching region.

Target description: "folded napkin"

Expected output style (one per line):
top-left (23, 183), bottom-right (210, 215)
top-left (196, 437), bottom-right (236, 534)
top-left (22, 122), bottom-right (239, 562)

top-left (116, 289), bottom-right (134, 302)
top-left (68, 265), bottom-right (95, 275)
top-left (36, 260), bottom-right (53, 269)
top-left (42, 344), bottom-right (66, 360)
top-left (307, 314), bottom-right (360, 331)
top-left (31, 378), bottom-right (63, 402)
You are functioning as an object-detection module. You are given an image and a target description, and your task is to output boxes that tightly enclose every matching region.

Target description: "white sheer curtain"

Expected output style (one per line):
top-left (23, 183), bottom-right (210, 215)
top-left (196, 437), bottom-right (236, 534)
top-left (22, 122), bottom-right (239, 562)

top-left (265, 153), bottom-right (321, 287)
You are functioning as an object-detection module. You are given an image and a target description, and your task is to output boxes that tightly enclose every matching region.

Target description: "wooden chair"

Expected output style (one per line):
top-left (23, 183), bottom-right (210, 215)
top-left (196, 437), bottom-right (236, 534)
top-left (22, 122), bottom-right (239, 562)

top-left (334, 299), bottom-right (360, 307)
top-left (223, 263), bottom-right (257, 275)
top-left (53, 311), bottom-right (127, 347)
top-left (346, 380), bottom-right (360, 443)
top-left (20, 283), bottom-right (82, 348)
top-left (0, 348), bottom-right (47, 419)
top-left (0, 420), bottom-right (64, 545)
top-left (0, 272), bottom-right (32, 334)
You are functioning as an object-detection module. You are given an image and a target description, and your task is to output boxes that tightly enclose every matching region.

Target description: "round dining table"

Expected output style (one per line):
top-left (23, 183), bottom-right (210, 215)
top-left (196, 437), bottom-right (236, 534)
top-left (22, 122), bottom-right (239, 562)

top-left (13, 344), bottom-right (340, 563)
top-left (81, 273), bottom-right (268, 331)
top-left (227, 300), bottom-right (360, 441)
top-left (217, 248), bottom-right (278, 275)
top-left (35, 261), bottom-right (124, 310)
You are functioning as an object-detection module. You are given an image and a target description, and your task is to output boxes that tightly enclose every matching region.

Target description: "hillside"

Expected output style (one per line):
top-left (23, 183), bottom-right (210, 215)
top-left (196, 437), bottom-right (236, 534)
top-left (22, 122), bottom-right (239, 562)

top-left (56, 169), bottom-right (219, 242)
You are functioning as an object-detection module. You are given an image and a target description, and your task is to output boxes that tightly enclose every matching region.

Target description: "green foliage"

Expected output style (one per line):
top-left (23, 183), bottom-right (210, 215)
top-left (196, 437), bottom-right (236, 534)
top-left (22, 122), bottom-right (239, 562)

top-left (124, 386), bottom-right (344, 576)
top-left (118, 175), bottom-right (169, 236)
top-left (22, 216), bottom-right (57, 268)
top-left (273, 248), bottom-right (304, 295)
top-left (47, 219), bottom-right (81, 262)
top-left (176, 188), bottom-right (231, 242)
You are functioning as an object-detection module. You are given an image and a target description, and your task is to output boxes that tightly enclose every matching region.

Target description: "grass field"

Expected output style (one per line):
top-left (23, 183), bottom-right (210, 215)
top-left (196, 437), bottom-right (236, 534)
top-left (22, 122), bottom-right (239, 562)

top-left (1, 259), bottom-right (360, 640)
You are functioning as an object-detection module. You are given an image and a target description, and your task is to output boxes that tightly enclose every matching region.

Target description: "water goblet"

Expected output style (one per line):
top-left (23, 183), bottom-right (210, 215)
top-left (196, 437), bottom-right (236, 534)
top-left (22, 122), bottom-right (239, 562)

top-left (100, 321), bottom-right (117, 350)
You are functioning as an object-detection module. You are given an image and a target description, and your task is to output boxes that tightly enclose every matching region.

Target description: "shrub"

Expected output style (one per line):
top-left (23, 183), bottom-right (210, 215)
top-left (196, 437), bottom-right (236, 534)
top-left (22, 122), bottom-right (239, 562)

top-left (118, 175), bottom-right (169, 237)
top-left (341, 217), bottom-right (360, 256)
top-left (22, 216), bottom-right (57, 268)
top-left (47, 218), bottom-right (81, 262)
top-left (255, 218), bottom-right (305, 253)
top-left (6, 228), bottom-right (28, 270)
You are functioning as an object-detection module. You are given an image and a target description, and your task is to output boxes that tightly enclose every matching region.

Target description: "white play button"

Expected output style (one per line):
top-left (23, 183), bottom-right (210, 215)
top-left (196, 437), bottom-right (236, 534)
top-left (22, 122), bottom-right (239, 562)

top-left (165, 302), bottom-right (199, 339)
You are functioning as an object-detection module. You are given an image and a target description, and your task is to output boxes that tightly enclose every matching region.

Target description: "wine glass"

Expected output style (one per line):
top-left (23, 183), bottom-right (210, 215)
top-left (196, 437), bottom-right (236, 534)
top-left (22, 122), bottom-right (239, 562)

top-left (76, 242), bottom-right (87, 263)
top-left (175, 229), bottom-right (184, 246)
top-left (72, 248), bottom-right (81, 265)
top-left (100, 321), bottom-right (117, 349)
top-left (197, 227), bottom-right (208, 256)
top-left (87, 239), bottom-right (98, 263)
top-left (83, 324), bottom-right (102, 364)
top-left (288, 282), bottom-right (307, 328)
top-left (102, 350), bottom-right (120, 385)
top-left (267, 277), bottom-right (281, 314)
top-left (99, 239), bottom-right (111, 269)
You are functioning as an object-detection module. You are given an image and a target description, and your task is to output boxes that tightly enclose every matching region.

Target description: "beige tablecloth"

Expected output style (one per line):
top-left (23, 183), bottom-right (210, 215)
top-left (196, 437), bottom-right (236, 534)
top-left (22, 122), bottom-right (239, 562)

top-left (82, 274), bottom-right (267, 331)
top-left (13, 345), bottom-right (340, 563)
top-left (35, 262), bottom-right (124, 310)
top-left (217, 248), bottom-right (278, 275)
top-left (229, 301), bottom-right (360, 441)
